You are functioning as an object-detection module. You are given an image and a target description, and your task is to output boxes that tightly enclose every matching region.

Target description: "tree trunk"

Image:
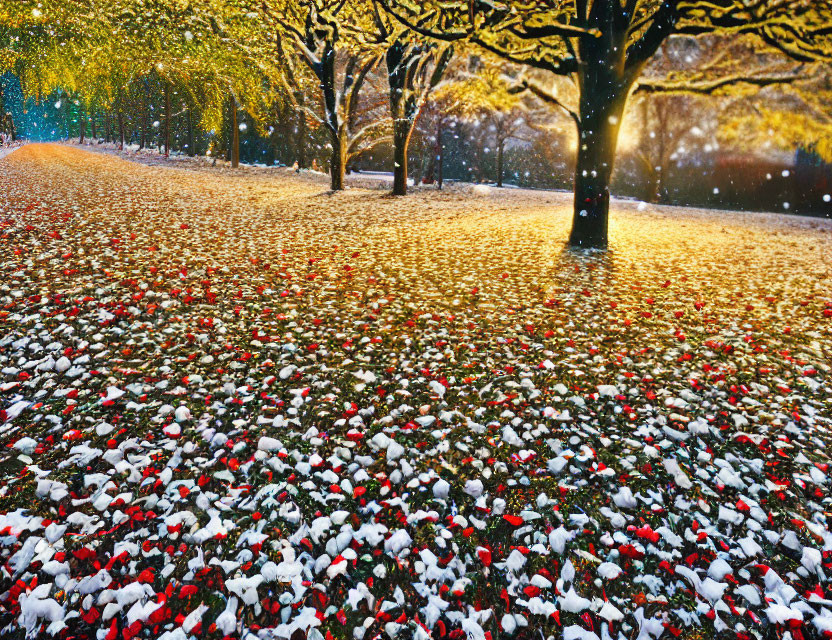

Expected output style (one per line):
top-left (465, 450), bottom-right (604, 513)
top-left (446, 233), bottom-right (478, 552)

top-left (1, 82), bottom-right (15, 141)
top-left (117, 107), bottom-right (125, 151)
top-left (318, 44), bottom-right (346, 191)
top-left (91, 110), bottom-right (97, 141)
top-left (164, 83), bottom-right (171, 157)
top-left (0, 82), bottom-right (5, 135)
top-left (496, 138), bottom-right (505, 187)
top-left (79, 110), bottom-right (86, 144)
top-left (654, 165), bottom-right (665, 203)
top-left (104, 113), bottom-right (111, 143)
top-left (654, 106), bottom-right (668, 204)
top-left (295, 92), bottom-right (307, 168)
top-left (329, 130), bottom-right (346, 190)
top-left (645, 160), bottom-right (664, 204)
top-left (436, 118), bottom-right (444, 190)
top-left (422, 140), bottom-right (435, 184)
top-left (387, 41), bottom-right (410, 196)
top-left (63, 100), bottom-right (70, 139)
top-left (569, 89), bottom-right (627, 249)
top-left (230, 94), bottom-right (240, 168)
top-left (139, 90), bottom-right (146, 150)
top-left (392, 119), bottom-right (412, 196)
top-left (187, 108), bottom-right (195, 156)
top-left (473, 137), bottom-right (483, 182)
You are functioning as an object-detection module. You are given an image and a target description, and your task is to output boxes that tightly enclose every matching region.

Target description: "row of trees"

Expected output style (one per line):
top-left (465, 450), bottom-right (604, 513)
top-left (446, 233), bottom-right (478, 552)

top-left (0, 75), bottom-right (16, 140)
top-left (2, 0), bottom-right (831, 248)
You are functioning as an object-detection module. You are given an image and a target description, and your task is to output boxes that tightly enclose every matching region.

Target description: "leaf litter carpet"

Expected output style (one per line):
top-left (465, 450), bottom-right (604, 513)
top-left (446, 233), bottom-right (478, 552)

top-left (1, 143), bottom-right (832, 640)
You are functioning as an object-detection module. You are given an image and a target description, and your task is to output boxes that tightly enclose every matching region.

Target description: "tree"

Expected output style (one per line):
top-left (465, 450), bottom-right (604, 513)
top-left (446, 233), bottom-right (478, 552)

top-left (630, 94), bottom-right (690, 202)
top-left (626, 41), bottom-right (720, 203)
top-left (0, 0), bottom-right (282, 160)
top-left (353, 3), bottom-right (453, 194)
top-left (276, 50), bottom-right (315, 168)
top-left (380, 0), bottom-right (832, 248)
top-left (385, 38), bottom-right (452, 194)
top-left (0, 76), bottom-right (16, 140)
top-left (255, 0), bottom-right (388, 190)
top-left (410, 94), bottom-right (458, 188)
top-left (451, 64), bottom-right (532, 187)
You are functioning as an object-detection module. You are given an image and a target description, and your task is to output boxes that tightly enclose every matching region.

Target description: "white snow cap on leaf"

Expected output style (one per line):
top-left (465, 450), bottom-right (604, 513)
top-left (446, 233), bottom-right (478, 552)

top-left (765, 603), bottom-right (803, 624)
top-left (801, 547), bottom-right (822, 573)
top-left (96, 422), bottom-right (115, 436)
top-left (371, 433), bottom-right (390, 449)
top-left (214, 597), bottom-right (238, 635)
top-left (735, 585), bottom-right (761, 606)
top-left (505, 549), bottom-right (526, 572)
top-left (464, 479), bottom-right (484, 497)
top-left (102, 386), bottom-right (125, 402)
top-left (13, 437), bottom-right (37, 454)
top-left (597, 562), bottom-right (623, 580)
top-left (182, 604), bottom-right (208, 633)
top-left (738, 536), bottom-right (763, 557)
top-left (385, 529), bottom-right (412, 555)
top-left (387, 439), bottom-right (405, 460)
top-left (225, 575), bottom-right (263, 605)
top-left (598, 601), bottom-right (624, 621)
top-left (429, 380), bottom-right (446, 397)
top-left (460, 616), bottom-right (487, 640)
top-left (2, 400), bottom-right (29, 424)
top-left (524, 597), bottom-right (557, 616)
top-left (330, 510), bottom-right (350, 525)
top-left (663, 458), bottom-right (692, 489)
top-left (559, 587), bottom-right (591, 613)
top-left (18, 590), bottom-right (65, 637)
top-left (809, 465), bottom-right (827, 485)
top-left (327, 556), bottom-right (349, 579)
top-left (699, 577), bottom-right (728, 604)
top-left (564, 624), bottom-right (600, 640)
top-left (708, 558), bottom-right (733, 581)
top-left (612, 486), bottom-right (637, 509)
top-left (258, 436), bottom-right (281, 451)
top-left (433, 478), bottom-right (450, 499)
top-left (549, 526), bottom-right (574, 554)
top-left (561, 559), bottom-right (576, 583)
top-left (655, 526), bottom-right (683, 548)
top-left (291, 607), bottom-right (323, 633)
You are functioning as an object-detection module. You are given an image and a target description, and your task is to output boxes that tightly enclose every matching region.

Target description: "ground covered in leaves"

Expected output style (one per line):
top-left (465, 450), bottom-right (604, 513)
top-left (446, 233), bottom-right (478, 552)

top-left (1, 143), bottom-right (832, 640)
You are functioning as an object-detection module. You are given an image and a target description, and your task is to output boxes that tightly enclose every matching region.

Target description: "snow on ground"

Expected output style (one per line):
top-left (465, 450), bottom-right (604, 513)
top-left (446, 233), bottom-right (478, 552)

top-left (1, 143), bottom-right (831, 640)
top-left (0, 142), bottom-right (26, 161)
top-left (54, 140), bottom-right (487, 191)
top-left (56, 140), bottom-right (419, 190)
